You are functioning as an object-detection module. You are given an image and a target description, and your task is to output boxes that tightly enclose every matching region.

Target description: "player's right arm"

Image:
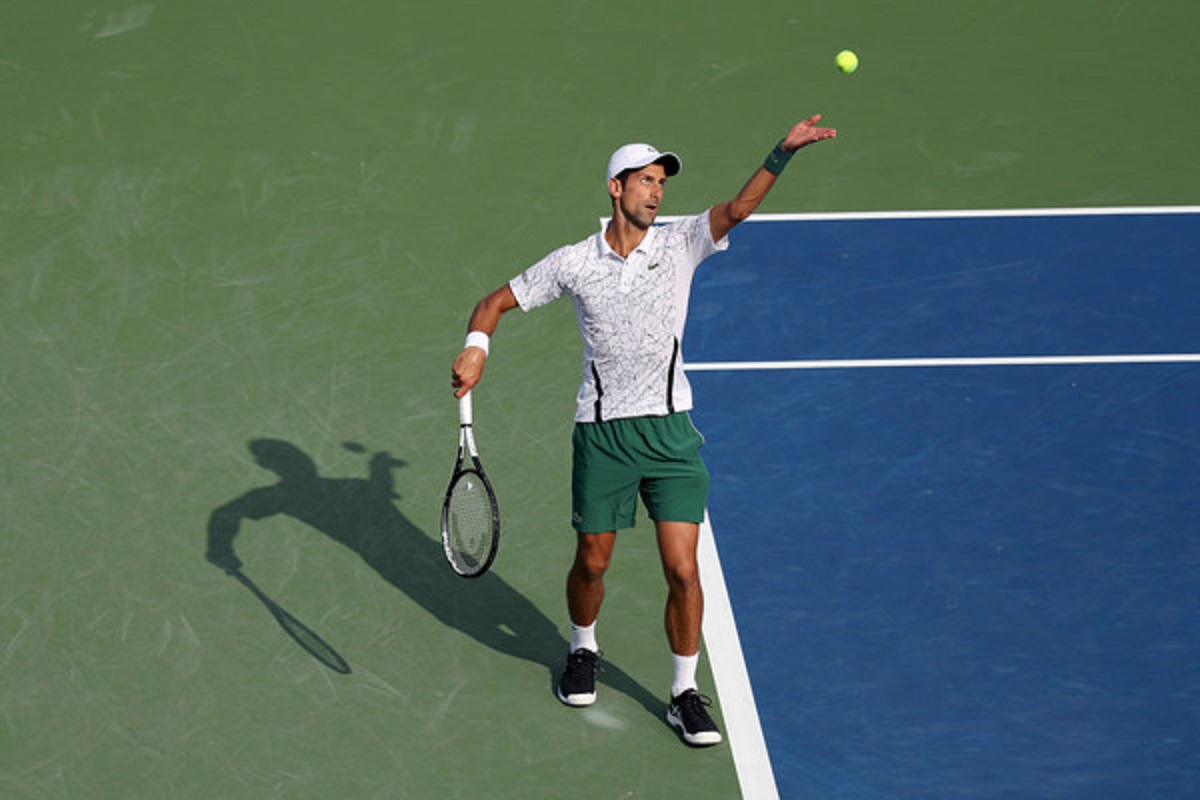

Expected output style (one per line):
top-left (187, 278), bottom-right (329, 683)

top-left (452, 283), bottom-right (519, 397)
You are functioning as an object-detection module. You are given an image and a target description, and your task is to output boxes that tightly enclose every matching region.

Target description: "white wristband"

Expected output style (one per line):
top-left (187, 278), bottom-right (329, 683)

top-left (464, 330), bottom-right (490, 355)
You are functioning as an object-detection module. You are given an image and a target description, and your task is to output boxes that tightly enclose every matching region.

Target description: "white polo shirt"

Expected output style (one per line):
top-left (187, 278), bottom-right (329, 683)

top-left (509, 210), bottom-right (729, 423)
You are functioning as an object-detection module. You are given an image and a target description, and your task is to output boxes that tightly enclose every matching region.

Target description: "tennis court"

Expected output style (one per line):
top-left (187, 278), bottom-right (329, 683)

top-left (3, 2), bottom-right (1198, 798)
top-left (687, 210), bottom-right (1200, 797)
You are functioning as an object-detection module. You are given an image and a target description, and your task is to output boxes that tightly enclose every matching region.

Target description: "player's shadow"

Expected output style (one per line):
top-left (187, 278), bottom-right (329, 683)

top-left (205, 438), bottom-right (663, 716)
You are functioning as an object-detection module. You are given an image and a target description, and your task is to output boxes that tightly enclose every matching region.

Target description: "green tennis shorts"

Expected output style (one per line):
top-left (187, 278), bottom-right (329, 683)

top-left (571, 412), bottom-right (710, 533)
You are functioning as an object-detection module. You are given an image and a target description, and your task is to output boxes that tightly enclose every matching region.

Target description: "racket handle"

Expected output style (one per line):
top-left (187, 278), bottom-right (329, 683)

top-left (458, 391), bottom-right (473, 426)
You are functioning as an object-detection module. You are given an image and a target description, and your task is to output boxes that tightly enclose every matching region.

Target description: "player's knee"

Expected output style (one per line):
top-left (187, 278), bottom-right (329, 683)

top-left (662, 558), bottom-right (700, 592)
top-left (573, 545), bottom-right (612, 580)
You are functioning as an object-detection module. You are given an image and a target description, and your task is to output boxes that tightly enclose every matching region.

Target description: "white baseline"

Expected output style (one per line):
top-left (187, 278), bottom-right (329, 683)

top-left (686, 353), bottom-right (1200, 372)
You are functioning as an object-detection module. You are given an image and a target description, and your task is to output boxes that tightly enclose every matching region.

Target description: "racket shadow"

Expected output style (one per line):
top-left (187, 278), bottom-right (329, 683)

top-left (227, 568), bottom-right (351, 674)
top-left (205, 438), bottom-right (662, 717)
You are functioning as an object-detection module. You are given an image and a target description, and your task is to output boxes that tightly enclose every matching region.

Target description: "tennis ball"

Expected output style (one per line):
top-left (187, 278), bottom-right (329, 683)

top-left (835, 49), bottom-right (859, 74)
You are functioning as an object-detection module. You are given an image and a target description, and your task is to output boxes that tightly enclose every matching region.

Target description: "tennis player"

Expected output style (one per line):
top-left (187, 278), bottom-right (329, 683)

top-left (451, 115), bottom-right (836, 746)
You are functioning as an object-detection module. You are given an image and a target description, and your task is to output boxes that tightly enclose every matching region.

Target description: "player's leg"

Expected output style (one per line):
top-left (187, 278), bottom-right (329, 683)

top-left (557, 531), bottom-right (616, 707)
top-left (639, 413), bottom-right (723, 746)
top-left (655, 520), bottom-right (703, 660)
top-left (566, 530), bottom-right (617, 629)
top-left (656, 519), bottom-right (722, 746)
top-left (637, 413), bottom-right (710, 665)
top-left (559, 421), bottom-right (638, 707)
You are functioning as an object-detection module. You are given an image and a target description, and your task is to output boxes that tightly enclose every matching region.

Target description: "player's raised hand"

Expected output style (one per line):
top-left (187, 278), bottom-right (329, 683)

top-left (782, 114), bottom-right (837, 153)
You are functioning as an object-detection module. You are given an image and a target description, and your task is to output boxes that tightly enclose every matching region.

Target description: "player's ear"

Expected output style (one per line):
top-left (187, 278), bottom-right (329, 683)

top-left (607, 175), bottom-right (623, 201)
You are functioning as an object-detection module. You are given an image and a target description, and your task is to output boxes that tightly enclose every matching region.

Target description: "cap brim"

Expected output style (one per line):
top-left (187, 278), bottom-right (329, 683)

top-left (655, 153), bottom-right (682, 177)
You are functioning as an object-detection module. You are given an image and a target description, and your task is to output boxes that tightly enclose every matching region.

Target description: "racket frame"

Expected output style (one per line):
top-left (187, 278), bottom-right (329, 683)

top-left (440, 392), bottom-right (500, 577)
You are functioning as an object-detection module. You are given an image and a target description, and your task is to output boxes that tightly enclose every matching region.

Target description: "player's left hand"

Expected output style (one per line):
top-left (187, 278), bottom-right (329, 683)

top-left (782, 115), bottom-right (837, 153)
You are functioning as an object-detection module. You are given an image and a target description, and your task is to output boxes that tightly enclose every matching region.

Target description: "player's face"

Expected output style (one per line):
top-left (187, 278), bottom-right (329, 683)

top-left (613, 164), bottom-right (667, 230)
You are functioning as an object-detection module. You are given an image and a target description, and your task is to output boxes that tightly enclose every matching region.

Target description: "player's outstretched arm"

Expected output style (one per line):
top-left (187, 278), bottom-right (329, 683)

top-left (709, 114), bottom-right (837, 242)
top-left (452, 284), bottom-right (519, 397)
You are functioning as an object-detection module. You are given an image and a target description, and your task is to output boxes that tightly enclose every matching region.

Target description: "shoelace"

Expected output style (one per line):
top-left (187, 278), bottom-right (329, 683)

top-left (676, 691), bottom-right (717, 726)
top-left (564, 649), bottom-right (601, 678)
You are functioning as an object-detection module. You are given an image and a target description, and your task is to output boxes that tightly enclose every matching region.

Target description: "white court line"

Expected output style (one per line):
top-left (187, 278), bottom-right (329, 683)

top-left (687, 353), bottom-right (1200, 372)
top-left (699, 513), bottom-right (780, 800)
top-left (740, 205), bottom-right (1200, 222)
top-left (644, 205), bottom-right (1200, 225)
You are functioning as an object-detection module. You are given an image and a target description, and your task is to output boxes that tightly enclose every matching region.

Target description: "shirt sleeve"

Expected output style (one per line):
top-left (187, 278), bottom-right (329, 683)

top-left (508, 245), bottom-right (568, 312)
top-left (669, 209), bottom-right (730, 275)
top-left (698, 208), bottom-right (731, 258)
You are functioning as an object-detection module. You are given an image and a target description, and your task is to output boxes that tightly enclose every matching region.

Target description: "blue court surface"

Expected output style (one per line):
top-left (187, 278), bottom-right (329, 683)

top-left (685, 210), bottom-right (1200, 798)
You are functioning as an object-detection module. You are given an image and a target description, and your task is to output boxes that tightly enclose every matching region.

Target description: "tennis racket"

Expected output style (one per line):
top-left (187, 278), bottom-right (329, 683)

top-left (440, 391), bottom-right (500, 577)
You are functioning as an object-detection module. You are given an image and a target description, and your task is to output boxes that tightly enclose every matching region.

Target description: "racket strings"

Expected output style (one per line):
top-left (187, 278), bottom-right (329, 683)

top-left (446, 472), bottom-right (495, 571)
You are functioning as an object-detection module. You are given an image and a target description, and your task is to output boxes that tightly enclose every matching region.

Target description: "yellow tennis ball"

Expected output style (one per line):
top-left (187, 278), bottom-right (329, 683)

top-left (836, 49), bottom-right (859, 74)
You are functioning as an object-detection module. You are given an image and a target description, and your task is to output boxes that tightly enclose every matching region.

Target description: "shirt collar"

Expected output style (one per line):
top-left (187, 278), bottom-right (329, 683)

top-left (595, 224), bottom-right (659, 261)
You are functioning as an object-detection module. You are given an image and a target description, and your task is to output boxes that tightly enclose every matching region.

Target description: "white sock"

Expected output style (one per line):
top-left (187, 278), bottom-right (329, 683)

top-left (570, 621), bottom-right (598, 654)
top-left (671, 652), bottom-right (699, 699)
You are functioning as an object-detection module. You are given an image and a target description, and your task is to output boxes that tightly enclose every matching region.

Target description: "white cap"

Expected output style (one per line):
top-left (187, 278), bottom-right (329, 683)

top-left (605, 143), bottom-right (682, 183)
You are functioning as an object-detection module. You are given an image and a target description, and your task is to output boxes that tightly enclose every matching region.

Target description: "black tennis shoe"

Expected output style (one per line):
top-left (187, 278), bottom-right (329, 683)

top-left (556, 648), bottom-right (599, 707)
top-left (666, 689), bottom-right (723, 746)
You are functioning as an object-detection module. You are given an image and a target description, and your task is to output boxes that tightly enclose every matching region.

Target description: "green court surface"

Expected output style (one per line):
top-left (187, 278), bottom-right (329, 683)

top-left (2, 2), bottom-right (1196, 797)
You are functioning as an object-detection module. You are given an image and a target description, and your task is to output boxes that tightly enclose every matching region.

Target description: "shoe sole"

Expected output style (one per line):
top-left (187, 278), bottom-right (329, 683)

top-left (556, 687), bottom-right (596, 707)
top-left (666, 709), bottom-right (723, 746)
